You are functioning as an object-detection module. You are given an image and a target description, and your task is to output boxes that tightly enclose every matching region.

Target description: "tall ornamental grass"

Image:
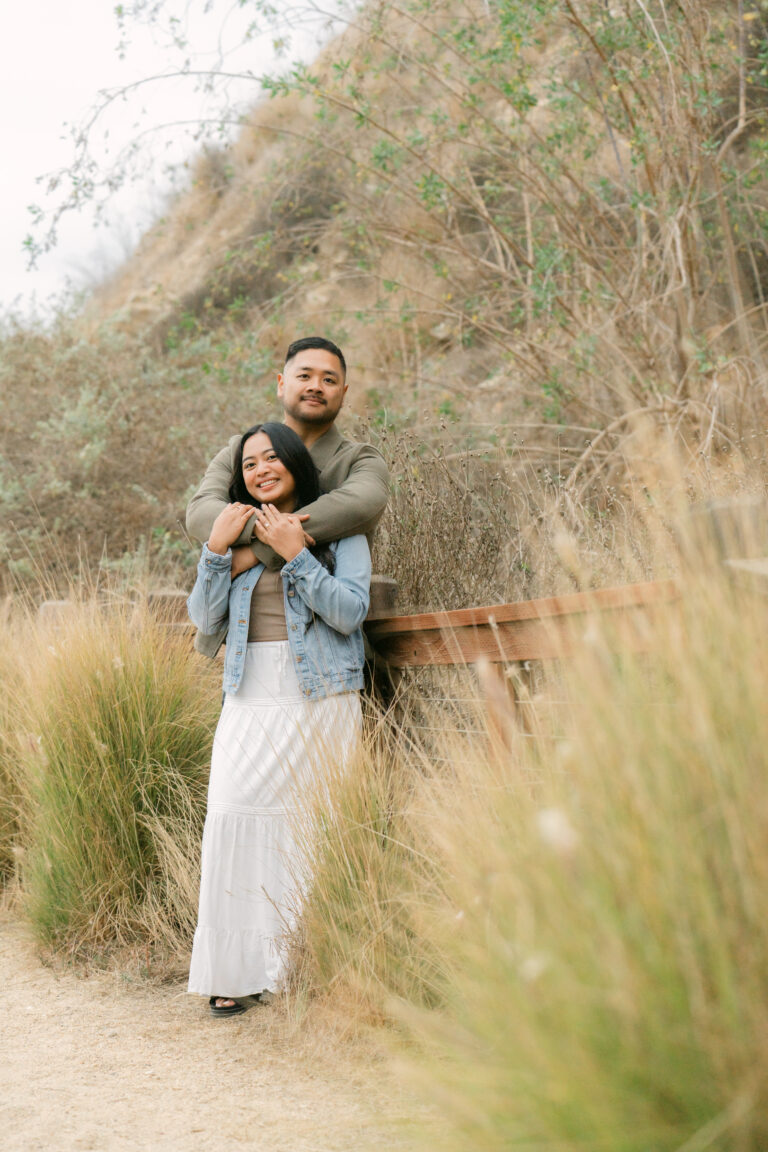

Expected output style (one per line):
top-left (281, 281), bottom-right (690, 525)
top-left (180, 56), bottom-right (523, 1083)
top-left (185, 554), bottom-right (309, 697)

top-left (294, 545), bottom-right (768, 1148)
top-left (17, 602), bottom-right (219, 957)
top-left (405, 570), bottom-right (768, 1149)
top-left (289, 712), bottom-right (444, 1016)
top-left (0, 608), bottom-right (26, 884)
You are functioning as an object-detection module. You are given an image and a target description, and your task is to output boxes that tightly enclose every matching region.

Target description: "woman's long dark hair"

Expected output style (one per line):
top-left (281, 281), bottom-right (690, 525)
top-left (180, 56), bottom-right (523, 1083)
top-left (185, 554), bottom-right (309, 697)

top-left (229, 422), bottom-right (335, 572)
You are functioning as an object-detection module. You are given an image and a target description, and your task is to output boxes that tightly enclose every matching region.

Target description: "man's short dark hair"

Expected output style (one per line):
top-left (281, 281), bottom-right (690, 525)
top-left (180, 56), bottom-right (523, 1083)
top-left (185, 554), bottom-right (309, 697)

top-left (284, 336), bottom-right (346, 379)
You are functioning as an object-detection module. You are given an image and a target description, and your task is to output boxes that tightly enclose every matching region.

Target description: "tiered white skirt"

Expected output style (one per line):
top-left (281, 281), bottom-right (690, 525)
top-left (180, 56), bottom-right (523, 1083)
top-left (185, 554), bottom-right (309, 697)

top-left (187, 640), bottom-right (361, 998)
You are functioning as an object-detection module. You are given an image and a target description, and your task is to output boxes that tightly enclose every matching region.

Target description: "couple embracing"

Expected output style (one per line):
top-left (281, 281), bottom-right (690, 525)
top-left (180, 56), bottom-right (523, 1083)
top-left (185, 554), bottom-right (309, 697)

top-left (184, 336), bottom-right (389, 1017)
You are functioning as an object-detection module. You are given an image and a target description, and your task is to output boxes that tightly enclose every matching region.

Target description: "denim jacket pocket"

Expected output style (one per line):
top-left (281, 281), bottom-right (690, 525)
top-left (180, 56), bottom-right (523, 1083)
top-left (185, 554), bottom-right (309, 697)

top-left (334, 630), bottom-right (363, 671)
top-left (285, 591), bottom-right (313, 626)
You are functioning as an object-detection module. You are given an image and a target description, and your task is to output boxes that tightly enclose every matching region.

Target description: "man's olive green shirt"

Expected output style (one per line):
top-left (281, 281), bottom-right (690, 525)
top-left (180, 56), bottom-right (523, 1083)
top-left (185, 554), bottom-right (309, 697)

top-left (185, 424), bottom-right (389, 657)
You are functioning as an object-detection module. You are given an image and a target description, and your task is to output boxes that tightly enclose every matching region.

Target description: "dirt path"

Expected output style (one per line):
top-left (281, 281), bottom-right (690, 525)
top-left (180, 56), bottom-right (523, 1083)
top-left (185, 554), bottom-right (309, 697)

top-left (0, 912), bottom-right (422, 1151)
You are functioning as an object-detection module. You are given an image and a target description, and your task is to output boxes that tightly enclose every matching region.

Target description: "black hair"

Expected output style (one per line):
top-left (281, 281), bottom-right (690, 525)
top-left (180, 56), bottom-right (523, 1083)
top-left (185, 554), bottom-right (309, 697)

top-left (284, 336), bottom-right (346, 379)
top-left (229, 421), bottom-right (335, 573)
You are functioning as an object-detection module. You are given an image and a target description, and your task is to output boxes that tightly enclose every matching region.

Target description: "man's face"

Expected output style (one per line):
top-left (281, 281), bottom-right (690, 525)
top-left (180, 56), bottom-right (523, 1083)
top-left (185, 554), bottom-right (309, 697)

top-left (277, 349), bottom-right (347, 430)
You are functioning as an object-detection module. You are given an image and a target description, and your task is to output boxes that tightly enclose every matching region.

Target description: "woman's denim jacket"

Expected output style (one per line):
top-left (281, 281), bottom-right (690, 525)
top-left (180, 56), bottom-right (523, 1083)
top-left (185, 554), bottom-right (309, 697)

top-left (187, 535), bottom-right (371, 700)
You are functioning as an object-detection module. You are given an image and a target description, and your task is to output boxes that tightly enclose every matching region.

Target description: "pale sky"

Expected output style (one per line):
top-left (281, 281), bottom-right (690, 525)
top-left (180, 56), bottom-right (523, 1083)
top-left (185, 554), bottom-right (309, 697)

top-left (0, 1), bottom-right (331, 320)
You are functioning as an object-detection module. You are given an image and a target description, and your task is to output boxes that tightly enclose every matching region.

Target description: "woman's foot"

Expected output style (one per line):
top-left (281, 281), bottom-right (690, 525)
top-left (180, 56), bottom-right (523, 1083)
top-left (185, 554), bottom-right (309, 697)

top-left (208, 996), bottom-right (247, 1017)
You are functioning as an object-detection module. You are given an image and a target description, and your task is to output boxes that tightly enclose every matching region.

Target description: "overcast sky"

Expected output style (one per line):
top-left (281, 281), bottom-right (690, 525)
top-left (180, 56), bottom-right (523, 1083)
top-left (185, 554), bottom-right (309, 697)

top-left (0, 1), bottom-right (328, 320)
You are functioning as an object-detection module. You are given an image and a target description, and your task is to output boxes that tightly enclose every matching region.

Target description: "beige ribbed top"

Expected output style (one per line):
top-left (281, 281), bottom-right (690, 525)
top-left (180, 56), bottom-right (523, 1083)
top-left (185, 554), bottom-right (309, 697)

top-left (247, 568), bottom-right (288, 642)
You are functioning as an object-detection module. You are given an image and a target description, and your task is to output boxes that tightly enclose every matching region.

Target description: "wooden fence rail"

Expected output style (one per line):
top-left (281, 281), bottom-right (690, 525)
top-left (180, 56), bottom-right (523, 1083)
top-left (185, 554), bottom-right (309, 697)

top-left (364, 578), bottom-right (681, 667)
top-left (364, 501), bottom-right (768, 670)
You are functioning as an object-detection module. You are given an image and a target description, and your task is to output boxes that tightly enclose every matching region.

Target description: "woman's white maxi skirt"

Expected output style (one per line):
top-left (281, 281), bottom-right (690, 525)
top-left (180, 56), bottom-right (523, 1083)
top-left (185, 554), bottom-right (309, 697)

top-left (188, 640), bottom-right (361, 998)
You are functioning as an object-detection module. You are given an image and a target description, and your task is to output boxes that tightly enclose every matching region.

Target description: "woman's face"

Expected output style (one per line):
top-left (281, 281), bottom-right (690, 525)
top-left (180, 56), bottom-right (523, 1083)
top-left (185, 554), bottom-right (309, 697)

top-left (242, 431), bottom-right (297, 512)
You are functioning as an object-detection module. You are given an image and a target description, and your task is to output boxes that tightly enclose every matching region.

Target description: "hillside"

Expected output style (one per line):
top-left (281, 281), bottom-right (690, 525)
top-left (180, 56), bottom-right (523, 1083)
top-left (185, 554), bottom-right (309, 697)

top-left (1, 0), bottom-right (767, 603)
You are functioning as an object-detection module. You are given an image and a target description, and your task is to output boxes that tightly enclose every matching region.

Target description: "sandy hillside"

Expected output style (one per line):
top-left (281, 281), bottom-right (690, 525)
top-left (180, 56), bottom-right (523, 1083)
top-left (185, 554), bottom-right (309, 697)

top-left (0, 911), bottom-right (425, 1152)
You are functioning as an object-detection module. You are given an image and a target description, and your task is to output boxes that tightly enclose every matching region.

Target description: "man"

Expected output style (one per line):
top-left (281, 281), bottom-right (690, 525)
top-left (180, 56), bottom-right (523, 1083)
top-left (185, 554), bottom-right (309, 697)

top-left (185, 336), bottom-right (390, 656)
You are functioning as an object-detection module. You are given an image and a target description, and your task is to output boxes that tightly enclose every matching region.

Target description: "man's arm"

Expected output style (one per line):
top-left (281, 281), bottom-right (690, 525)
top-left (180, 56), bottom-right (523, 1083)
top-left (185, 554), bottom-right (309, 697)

top-left (187, 437), bottom-right (300, 571)
top-left (186, 438), bottom-right (390, 567)
top-left (185, 437), bottom-right (255, 544)
top-left (294, 447), bottom-right (390, 544)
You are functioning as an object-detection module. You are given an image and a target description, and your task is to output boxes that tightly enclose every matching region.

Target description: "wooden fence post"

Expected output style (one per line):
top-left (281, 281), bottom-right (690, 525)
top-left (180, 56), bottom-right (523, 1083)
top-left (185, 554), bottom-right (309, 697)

top-left (364, 576), bottom-right (400, 707)
top-left (685, 497), bottom-right (768, 597)
top-left (685, 497), bottom-right (768, 562)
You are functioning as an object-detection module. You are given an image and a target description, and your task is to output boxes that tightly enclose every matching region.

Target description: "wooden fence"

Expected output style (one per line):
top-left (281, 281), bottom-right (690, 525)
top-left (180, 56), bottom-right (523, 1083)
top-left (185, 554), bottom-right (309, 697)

top-left (364, 578), bottom-right (680, 667)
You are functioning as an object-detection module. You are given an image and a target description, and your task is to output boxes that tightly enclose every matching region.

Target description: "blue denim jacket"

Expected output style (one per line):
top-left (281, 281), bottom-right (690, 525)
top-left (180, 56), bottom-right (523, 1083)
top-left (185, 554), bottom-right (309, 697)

top-left (187, 536), bottom-right (371, 699)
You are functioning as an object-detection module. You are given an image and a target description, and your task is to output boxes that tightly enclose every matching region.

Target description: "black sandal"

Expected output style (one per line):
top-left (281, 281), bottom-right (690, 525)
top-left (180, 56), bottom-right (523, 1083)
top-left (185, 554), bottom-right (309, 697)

top-left (209, 996), bottom-right (248, 1017)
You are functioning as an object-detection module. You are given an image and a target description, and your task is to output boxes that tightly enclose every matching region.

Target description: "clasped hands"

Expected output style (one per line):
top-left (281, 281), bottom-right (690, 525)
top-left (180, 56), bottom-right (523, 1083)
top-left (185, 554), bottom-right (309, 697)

top-left (208, 502), bottom-right (315, 575)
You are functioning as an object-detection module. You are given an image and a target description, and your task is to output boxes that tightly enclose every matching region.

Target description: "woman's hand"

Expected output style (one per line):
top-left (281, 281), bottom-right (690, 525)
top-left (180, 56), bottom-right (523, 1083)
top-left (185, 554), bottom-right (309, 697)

top-left (253, 504), bottom-right (306, 562)
top-left (207, 503), bottom-right (256, 556)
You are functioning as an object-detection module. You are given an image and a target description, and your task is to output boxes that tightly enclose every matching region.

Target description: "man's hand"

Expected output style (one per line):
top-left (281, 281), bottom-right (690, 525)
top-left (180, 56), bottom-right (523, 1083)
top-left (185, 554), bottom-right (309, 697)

top-left (230, 546), bottom-right (258, 579)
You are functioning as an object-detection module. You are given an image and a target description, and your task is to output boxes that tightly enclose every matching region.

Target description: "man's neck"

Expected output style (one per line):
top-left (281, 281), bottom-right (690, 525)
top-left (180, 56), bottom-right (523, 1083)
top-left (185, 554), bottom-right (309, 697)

top-left (283, 414), bottom-right (333, 449)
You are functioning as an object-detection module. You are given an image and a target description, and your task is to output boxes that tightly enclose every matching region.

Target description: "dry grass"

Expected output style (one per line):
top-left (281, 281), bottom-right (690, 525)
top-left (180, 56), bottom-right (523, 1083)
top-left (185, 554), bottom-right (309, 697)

top-left (290, 515), bottom-right (768, 1148)
top-left (0, 592), bottom-right (219, 964)
top-left (0, 605), bottom-right (26, 884)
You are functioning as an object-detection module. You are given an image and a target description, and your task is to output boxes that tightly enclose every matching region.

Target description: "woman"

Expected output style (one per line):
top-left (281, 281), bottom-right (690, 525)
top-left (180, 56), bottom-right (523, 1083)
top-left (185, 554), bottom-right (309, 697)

top-left (186, 422), bottom-right (371, 1016)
